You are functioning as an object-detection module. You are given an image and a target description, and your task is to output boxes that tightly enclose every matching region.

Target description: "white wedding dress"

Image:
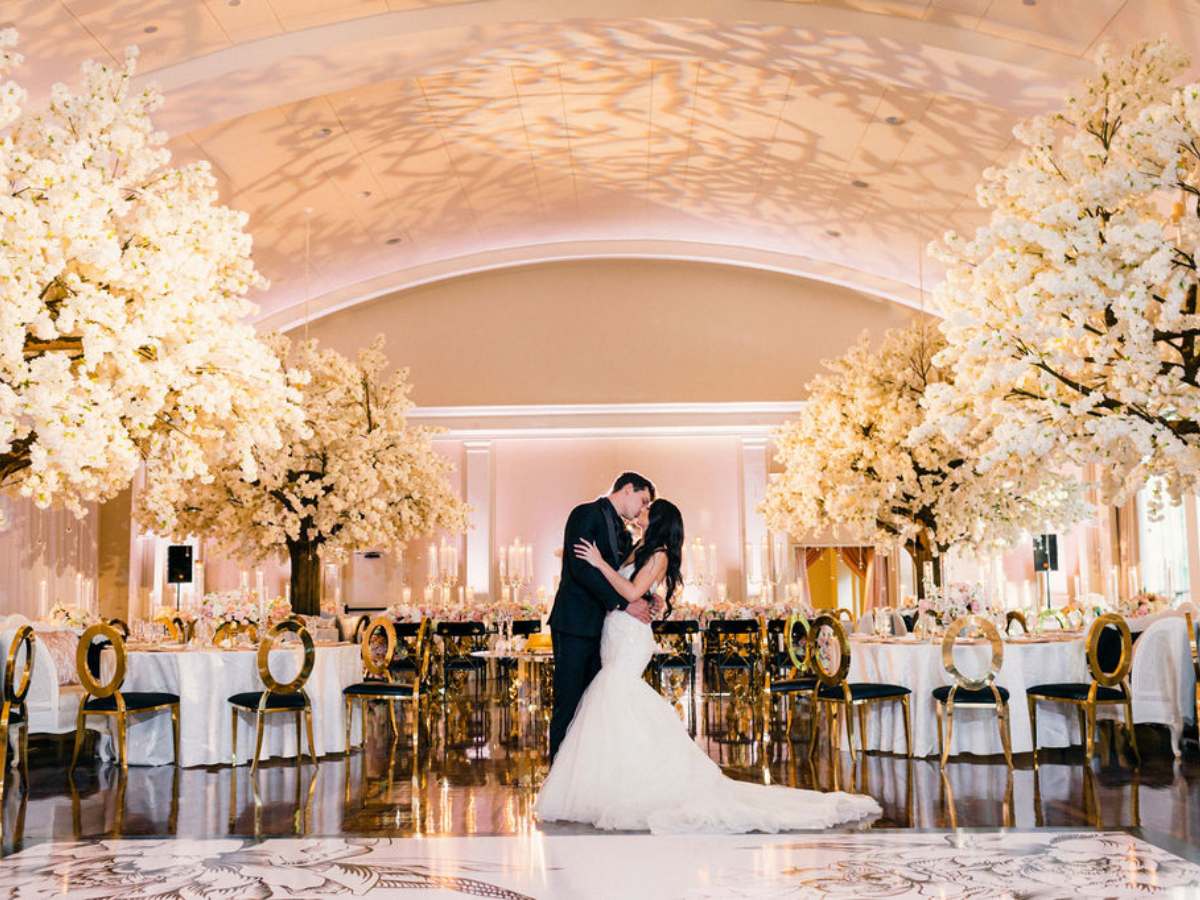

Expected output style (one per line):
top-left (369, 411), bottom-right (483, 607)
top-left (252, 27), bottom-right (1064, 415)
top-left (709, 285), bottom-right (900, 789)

top-left (535, 567), bottom-right (881, 834)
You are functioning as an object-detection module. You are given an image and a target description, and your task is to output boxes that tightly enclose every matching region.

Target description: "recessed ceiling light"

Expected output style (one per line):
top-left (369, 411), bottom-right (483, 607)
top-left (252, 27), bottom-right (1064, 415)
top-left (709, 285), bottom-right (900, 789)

top-left (851, 180), bottom-right (869, 189)
top-left (313, 127), bottom-right (333, 138)
top-left (884, 116), bottom-right (903, 126)
top-left (825, 229), bottom-right (842, 237)
top-left (1022, 0), bottom-right (1036, 5)
top-left (227, 0), bottom-right (243, 6)
top-left (143, 25), bottom-right (158, 33)
top-left (355, 190), bottom-right (372, 199)
top-left (386, 237), bottom-right (403, 245)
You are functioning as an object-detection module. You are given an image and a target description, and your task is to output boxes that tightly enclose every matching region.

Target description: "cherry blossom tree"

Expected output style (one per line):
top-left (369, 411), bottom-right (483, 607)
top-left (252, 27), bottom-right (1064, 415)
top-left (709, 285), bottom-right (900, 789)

top-left (146, 336), bottom-right (470, 614)
top-left (0, 33), bottom-right (300, 525)
top-left (763, 321), bottom-right (1087, 595)
top-left (928, 39), bottom-right (1200, 512)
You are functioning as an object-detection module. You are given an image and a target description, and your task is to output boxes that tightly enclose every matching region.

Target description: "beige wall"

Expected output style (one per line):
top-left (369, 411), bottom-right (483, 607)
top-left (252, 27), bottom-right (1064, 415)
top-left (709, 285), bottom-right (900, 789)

top-left (295, 259), bottom-right (918, 406)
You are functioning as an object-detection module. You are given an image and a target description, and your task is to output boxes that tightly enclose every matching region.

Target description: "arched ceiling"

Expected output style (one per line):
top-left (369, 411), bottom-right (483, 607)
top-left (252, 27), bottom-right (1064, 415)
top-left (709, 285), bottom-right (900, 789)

top-left (11, 1), bottom-right (1199, 330)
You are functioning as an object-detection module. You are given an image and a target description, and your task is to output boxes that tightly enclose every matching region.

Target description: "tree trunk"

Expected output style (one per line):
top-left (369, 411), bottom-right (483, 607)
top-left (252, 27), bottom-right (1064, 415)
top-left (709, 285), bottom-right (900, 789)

top-left (288, 540), bottom-right (322, 616)
top-left (907, 539), bottom-right (942, 600)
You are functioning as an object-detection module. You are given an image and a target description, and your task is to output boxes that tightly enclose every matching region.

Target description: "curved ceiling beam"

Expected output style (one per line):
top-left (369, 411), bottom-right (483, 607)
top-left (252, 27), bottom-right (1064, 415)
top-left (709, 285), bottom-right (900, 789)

top-left (255, 239), bottom-right (934, 333)
top-left (136, 0), bottom-right (1090, 135)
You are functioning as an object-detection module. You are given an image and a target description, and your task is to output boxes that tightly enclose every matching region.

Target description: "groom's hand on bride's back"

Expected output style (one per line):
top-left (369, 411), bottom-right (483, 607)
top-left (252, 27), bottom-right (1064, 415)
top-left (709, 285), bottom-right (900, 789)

top-left (625, 598), bottom-right (653, 624)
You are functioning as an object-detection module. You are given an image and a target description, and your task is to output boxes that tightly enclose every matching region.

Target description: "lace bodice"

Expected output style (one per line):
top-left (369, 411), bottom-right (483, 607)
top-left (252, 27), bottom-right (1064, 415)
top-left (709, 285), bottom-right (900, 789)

top-left (600, 563), bottom-right (656, 675)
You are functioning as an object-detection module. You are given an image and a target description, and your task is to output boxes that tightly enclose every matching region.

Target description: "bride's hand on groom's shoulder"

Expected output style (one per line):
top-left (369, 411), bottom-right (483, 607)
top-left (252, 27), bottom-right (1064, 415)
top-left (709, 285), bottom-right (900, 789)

top-left (574, 539), bottom-right (602, 567)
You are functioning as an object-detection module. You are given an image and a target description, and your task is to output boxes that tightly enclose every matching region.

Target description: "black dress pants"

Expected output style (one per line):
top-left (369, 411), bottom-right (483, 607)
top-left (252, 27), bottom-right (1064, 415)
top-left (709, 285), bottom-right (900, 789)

top-left (548, 628), bottom-right (602, 761)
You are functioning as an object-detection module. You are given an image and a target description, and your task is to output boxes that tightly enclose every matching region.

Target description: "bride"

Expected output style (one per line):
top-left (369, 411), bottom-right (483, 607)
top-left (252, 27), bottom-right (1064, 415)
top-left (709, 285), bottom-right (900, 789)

top-left (534, 498), bottom-right (880, 834)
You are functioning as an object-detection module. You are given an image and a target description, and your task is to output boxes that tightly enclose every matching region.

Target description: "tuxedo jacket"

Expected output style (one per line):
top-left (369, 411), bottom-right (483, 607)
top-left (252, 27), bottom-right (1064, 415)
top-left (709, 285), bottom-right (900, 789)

top-left (548, 497), bottom-right (633, 639)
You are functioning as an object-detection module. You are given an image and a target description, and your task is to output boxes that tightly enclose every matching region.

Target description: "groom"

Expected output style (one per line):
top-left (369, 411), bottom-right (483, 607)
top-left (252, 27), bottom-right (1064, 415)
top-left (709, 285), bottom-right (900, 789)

top-left (547, 471), bottom-right (656, 761)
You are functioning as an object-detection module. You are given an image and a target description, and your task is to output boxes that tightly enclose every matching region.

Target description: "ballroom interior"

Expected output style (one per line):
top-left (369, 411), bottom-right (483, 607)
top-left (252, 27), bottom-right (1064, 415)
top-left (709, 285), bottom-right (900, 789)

top-left (2, 2), bottom-right (1200, 898)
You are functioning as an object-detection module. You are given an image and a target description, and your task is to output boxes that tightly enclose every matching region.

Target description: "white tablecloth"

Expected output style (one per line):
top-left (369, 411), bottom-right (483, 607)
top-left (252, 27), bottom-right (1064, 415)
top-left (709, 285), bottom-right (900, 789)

top-left (845, 636), bottom-right (1089, 757)
top-left (95, 643), bottom-right (363, 767)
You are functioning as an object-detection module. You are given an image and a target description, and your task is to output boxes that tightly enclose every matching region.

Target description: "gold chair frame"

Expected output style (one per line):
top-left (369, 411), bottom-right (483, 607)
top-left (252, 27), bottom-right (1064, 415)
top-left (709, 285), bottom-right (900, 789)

top-left (1186, 612), bottom-right (1199, 743)
top-left (230, 620), bottom-right (317, 773)
top-left (1, 625), bottom-right (35, 802)
top-left (1006, 611), bottom-right (1028, 635)
top-left (166, 617), bottom-right (193, 644)
top-left (344, 616), bottom-right (432, 752)
top-left (213, 620), bottom-right (259, 647)
top-left (70, 623), bottom-right (180, 774)
top-left (1028, 612), bottom-right (1140, 769)
top-left (807, 614), bottom-right (911, 762)
top-left (767, 613), bottom-right (815, 739)
top-left (935, 615), bottom-right (1012, 767)
top-left (1035, 608), bottom-right (1068, 634)
top-left (107, 618), bottom-right (130, 640)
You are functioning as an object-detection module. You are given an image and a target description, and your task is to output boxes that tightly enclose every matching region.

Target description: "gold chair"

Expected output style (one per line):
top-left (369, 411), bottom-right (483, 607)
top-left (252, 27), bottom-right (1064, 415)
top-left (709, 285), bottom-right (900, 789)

top-left (808, 614), bottom-right (911, 762)
top-left (1186, 612), bottom-right (1198, 742)
top-left (107, 618), bottom-right (130, 640)
top-left (166, 616), bottom-right (193, 644)
top-left (344, 616), bottom-right (432, 751)
top-left (70, 623), bottom-right (180, 773)
top-left (213, 620), bottom-right (259, 647)
top-left (834, 608), bottom-right (855, 629)
top-left (1, 625), bottom-right (35, 802)
top-left (229, 619), bottom-right (318, 773)
top-left (934, 615), bottom-right (1012, 767)
top-left (1005, 611), bottom-right (1028, 635)
top-left (1027, 613), bottom-right (1140, 768)
top-left (766, 613), bottom-right (817, 740)
top-left (1035, 608), bottom-right (1068, 634)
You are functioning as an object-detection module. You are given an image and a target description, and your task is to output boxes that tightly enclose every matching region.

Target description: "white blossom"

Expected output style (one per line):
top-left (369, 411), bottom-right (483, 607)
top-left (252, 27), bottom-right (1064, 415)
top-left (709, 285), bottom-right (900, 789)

top-left (763, 322), bottom-right (1088, 572)
top-left (929, 39), bottom-right (1200, 513)
top-left (143, 335), bottom-right (469, 609)
top-left (0, 34), bottom-right (300, 526)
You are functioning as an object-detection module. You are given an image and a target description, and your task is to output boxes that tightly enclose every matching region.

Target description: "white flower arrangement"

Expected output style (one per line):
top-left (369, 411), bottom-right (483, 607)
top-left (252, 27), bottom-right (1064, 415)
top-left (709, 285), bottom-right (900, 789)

top-left (0, 33), bottom-right (302, 527)
top-left (143, 336), bottom-right (469, 615)
top-left (44, 601), bottom-right (97, 630)
top-left (763, 321), bottom-right (1088, 576)
top-left (927, 39), bottom-right (1200, 513)
top-left (199, 590), bottom-right (258, 626)
top-left (918, 582), bottom-right (983, 627)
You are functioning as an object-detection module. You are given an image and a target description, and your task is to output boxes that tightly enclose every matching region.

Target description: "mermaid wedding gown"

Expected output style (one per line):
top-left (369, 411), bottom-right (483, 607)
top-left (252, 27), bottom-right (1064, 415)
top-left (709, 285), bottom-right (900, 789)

top-left (535, 567), bottom-right (881, 834)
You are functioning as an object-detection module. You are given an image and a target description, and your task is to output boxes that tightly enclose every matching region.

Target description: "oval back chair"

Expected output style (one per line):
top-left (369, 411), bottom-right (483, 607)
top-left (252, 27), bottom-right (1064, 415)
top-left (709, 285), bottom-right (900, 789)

top-left (71, 623), bottom-right (180, 773)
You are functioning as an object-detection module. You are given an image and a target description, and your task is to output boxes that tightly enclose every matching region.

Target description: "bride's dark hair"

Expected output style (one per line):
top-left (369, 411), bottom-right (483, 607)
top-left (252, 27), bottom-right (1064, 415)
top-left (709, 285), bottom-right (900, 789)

top-left (633, 498), bottom-right (683, 618)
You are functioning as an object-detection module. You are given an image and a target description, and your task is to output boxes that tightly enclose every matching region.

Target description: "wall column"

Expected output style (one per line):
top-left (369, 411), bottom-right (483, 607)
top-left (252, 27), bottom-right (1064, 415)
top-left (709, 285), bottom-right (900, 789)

top-left (464, 441), bottom-right (494, 602)
top-left (739, 436), bottom-right (769, 601)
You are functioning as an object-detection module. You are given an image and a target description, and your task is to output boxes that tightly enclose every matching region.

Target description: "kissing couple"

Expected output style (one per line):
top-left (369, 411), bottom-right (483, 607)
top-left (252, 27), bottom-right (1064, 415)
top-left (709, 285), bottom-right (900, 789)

top-left (535, 471), bottom-right (880, 833)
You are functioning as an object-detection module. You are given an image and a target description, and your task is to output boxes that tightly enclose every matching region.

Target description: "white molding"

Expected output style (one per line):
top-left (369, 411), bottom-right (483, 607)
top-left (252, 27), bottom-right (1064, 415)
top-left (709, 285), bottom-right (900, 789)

top-left (409, 401), bottom-right (804, 440)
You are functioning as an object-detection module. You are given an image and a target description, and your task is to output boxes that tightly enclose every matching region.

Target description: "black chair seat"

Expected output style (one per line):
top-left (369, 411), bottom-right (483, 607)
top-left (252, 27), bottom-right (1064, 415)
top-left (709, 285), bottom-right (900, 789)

top-left (1028, 682), bottom-right (1127, 702)
top-left (228, 691), bottom-right (308, 710)
top-left (84, 691), bottom-right (179, 712)
top-left (344, 681), bottom-right (415, 697)
top-left (3, 708), bottom-right (23, 724)
top-left (770, 677), bottom-right (818, 693)
top-left (932, 684), bottom-right (1010, 704)
top-left (817, 682), bottom-right (911, 701)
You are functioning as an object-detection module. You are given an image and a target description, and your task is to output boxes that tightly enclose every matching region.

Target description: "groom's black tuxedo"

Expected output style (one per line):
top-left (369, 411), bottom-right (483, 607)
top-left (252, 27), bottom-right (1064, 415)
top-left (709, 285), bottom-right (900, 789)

top-left (547, 496), bottom-right (633, 760)
top-left (548, 497), bottom-right (632, 638)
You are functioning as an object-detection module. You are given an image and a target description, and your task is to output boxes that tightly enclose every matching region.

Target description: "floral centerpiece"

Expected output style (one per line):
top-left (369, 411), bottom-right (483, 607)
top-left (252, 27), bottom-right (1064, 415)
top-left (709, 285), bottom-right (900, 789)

top-left (44, 601), bottom-right (97, 630)
top-left (200, 590), bottom-right (258, 626)
top-left (153, 605), bottom-right (195, 625)
top-left (1117, 593), bottom-right (1169, 618)
top-left (918, 582), bottom-right (983, 628)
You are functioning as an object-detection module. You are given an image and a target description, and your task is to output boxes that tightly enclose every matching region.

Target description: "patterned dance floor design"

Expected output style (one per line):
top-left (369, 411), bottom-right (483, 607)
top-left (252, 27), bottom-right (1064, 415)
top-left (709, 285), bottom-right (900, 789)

top-left (2, 830), bottom-right (1199, 899)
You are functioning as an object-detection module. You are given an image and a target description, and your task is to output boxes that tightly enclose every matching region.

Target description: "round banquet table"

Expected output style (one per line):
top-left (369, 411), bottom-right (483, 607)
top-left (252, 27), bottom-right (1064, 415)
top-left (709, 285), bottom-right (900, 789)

top-left (844, 634), bottom-right (1089, 758)
top-left (96, 642), bottom-right (363, 767)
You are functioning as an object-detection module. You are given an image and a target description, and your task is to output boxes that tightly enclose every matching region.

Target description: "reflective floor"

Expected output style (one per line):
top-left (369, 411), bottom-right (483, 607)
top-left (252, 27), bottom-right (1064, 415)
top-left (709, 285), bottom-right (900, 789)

top-left (3, 689), bottom-right (1200, 898)
top-left (3, 690), bottom-right (1198, 851)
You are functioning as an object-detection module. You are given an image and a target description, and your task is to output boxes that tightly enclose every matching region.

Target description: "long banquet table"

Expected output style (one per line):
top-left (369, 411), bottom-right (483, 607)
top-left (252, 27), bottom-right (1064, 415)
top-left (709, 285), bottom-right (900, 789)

top-left (844, 633), bottom-right (1090, 758)
top-left (96, 642), bottom-right (363, 767)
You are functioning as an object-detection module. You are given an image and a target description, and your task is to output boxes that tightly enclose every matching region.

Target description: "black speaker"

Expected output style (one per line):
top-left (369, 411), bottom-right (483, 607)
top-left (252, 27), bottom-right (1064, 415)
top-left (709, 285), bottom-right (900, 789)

top-left (167, 545), bottom-right (193, 583)
top-left (1032, 534), bottom-right (1058, 572)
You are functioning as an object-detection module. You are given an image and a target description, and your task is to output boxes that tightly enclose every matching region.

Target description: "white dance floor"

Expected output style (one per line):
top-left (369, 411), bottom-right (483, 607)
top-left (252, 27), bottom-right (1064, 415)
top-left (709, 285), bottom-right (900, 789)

top-left (2, 830), bottom-right (1199, 898)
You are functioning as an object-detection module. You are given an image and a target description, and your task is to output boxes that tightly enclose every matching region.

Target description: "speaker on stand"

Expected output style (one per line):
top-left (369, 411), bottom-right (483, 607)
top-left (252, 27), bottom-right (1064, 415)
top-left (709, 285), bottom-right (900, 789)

top-left (167, 544), bottom-right (192, 609)
top-left (1032, 534), bottom-right (1058, 612)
